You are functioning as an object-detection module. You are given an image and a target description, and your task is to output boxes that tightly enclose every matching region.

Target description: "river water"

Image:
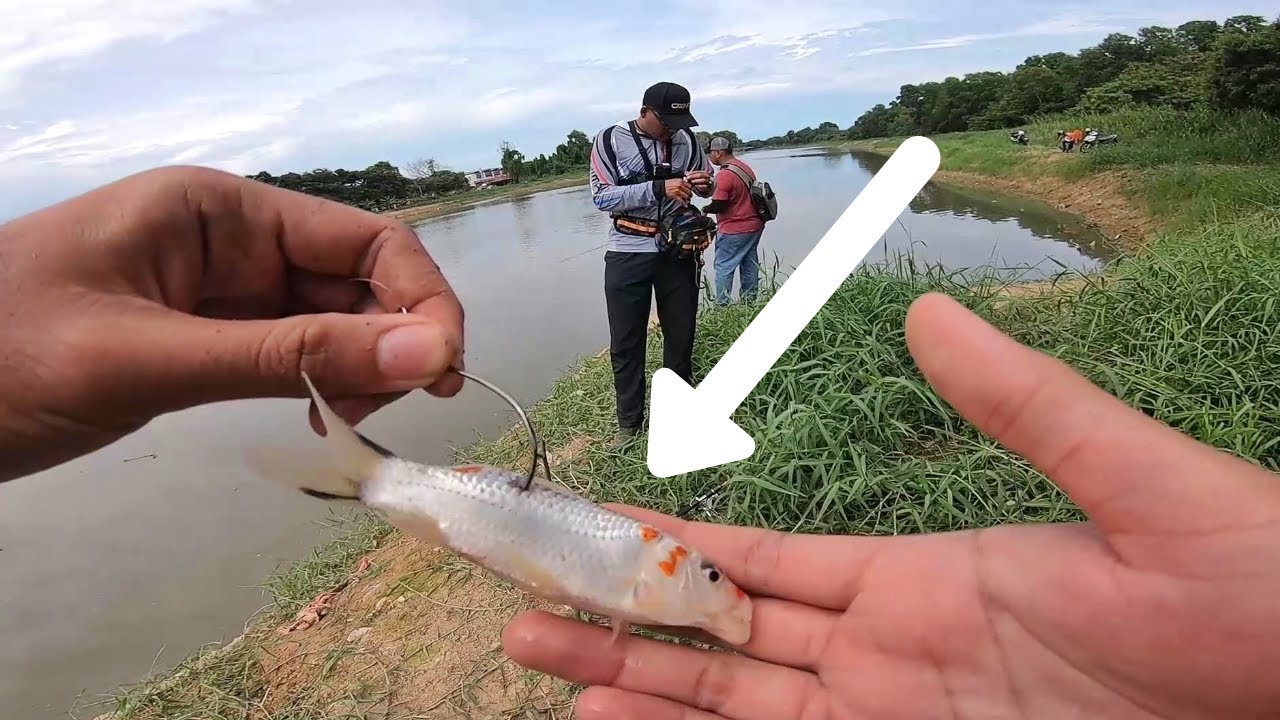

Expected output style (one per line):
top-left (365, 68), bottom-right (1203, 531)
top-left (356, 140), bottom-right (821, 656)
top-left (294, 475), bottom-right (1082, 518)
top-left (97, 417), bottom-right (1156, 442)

top-left (0, 147), bottom-right (1111, 717)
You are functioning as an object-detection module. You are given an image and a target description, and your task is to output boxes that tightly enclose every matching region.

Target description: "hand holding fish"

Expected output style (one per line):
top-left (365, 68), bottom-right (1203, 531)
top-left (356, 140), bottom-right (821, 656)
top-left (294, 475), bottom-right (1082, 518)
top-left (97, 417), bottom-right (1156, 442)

top-left (0, 165), bottom-right (464, 483)
top-left (500, 293), bottom-right (1280, 720)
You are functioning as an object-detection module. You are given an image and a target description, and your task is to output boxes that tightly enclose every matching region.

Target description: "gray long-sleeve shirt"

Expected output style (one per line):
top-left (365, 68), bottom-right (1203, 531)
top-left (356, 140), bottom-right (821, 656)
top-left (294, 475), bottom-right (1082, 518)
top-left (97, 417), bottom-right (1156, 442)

top-left (588, 121), bottom-right (715, 253)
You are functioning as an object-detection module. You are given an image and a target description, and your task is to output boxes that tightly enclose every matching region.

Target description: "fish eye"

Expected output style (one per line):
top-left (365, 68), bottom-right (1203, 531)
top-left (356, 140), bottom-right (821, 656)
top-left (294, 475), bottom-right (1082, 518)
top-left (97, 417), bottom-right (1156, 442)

top-left (701, 563), bottom-right (721, 583)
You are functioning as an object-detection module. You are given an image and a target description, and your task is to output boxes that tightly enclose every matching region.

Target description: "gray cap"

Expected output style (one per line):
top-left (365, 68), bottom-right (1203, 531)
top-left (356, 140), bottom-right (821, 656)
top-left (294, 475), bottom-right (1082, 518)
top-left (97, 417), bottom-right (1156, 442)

top-left (708, 136), bottom-right (732, 152)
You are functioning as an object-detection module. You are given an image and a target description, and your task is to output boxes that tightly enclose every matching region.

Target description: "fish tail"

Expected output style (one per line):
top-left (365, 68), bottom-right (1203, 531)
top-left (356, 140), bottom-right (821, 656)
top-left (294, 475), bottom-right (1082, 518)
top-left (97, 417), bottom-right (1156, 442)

top-left (245, 372), bottom-right (393, 500)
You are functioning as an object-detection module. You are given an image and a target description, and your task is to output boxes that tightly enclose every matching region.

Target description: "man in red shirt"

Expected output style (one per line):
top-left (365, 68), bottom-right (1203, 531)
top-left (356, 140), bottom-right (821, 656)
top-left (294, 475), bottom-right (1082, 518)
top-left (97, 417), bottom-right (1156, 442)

top-left (703, 136), bottom-right (765, 305)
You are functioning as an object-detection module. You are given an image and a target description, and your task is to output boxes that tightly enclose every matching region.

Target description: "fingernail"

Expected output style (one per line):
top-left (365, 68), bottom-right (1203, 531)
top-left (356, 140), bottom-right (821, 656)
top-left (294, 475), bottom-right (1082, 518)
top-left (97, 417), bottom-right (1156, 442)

top-left (377, 322), bottom-right (449, 383)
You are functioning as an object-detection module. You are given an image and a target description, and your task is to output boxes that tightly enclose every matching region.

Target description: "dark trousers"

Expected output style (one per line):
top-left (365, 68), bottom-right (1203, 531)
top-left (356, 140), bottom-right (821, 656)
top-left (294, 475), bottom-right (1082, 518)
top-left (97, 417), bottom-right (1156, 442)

top-left (604, 250), bottom-right (699, 429)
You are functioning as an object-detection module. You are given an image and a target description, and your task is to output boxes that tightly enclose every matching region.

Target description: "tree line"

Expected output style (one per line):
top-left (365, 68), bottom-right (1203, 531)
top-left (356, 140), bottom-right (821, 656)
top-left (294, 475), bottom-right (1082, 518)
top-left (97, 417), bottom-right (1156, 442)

top-left (495, 127), bottom-right (750, 182)
top-left (243, 119), bottom-right (755, 213)
top-left (842, 13), bottom-right (1279, 140)
top-left (246, 160), bottom-right (470, 214)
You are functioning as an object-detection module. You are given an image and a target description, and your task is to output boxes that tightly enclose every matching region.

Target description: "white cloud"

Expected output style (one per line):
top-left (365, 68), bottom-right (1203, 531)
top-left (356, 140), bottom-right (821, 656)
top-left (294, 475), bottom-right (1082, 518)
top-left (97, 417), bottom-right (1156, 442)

top-left (783, 46), bottom-right (821, 61)
top-left (853, 13), bottom-right (1130, 57)
top-left (856, 34), bottom-right (989, 56)
top-left (696, 81), bottom-right (797, 100)
top-left (0, 99), bottom-right (296, 168)
top-left (209, 138), bottom-right (303, 175)
top-left (0, 0), bottom-right (265, 94)
top-left (663, 35), bottom-right (765, 63)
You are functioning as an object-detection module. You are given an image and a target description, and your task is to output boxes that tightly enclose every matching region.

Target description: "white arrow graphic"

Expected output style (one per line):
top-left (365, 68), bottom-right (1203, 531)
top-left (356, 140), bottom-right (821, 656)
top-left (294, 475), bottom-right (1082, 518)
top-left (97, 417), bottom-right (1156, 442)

top-left (646, 136), bottom-right (941, 478)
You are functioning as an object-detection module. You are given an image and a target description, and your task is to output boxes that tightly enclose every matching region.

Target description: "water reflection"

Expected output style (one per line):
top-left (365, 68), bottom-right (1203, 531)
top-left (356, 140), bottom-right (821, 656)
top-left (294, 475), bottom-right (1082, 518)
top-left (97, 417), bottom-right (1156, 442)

top-left (848, 150), bottom-right (1118, 263)
top-left (511, 194), bottom-right (538, 255)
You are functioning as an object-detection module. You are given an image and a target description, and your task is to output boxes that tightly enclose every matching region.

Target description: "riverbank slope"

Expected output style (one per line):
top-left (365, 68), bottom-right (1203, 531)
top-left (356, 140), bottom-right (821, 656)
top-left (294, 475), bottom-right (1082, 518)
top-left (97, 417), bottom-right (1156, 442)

top-left (99, 108), bottom-right (1280, 719)
top-left (383, 173), bottom-right (585, 226)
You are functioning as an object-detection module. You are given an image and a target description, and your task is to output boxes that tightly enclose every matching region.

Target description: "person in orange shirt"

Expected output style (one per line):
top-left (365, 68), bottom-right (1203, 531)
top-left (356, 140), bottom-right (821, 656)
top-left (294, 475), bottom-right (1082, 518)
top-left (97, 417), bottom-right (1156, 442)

top-left (1061, 128), bottom-right (1085, 152)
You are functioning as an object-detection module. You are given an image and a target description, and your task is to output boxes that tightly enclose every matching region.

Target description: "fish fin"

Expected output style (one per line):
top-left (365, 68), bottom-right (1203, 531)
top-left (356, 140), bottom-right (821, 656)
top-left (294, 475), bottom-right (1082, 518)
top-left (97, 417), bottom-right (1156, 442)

top-left (302, 372), bottom-right (395, 460)
top-left (244, 446), bottom-right (362, 500)
top-left (244, 372), bottom-right (391, 500)
top-left (629, 573), bottom-right (665, 612)
top-left (383, 510), bottom-right (448, 550)
top-left (531, 474), bottom-right (583, 498)
top-left (608, 618), bottom-right (631, 646)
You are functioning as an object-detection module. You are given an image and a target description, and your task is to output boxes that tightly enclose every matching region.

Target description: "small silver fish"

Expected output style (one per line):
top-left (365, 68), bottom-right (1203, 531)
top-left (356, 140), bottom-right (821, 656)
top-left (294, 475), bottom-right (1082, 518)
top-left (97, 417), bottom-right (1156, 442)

top-left (249, 373), bottom-right (753, 646)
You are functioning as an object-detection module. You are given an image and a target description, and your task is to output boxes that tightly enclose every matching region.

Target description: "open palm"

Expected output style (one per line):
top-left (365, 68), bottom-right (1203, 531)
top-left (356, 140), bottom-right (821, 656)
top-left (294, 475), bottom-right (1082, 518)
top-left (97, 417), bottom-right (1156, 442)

top-left (502, 292), bottom-right (1280, 720)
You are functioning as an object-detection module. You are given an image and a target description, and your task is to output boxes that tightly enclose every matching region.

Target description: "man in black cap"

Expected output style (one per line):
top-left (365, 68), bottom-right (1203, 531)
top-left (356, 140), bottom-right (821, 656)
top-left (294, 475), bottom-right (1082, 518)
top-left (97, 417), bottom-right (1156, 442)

top-left (587, 81), bottom-right (716, 442)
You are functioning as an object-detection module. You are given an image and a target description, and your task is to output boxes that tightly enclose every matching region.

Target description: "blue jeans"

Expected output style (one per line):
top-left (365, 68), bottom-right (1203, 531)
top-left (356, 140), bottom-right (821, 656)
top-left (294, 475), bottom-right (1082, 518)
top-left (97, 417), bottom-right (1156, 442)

top-left (713, 229), bottom-right (762, 305)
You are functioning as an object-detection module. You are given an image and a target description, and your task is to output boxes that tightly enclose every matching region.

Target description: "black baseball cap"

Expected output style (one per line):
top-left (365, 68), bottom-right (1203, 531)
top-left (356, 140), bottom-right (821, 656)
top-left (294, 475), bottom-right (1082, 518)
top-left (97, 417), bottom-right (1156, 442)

top-left (642, 81), bottom-right (698, 130)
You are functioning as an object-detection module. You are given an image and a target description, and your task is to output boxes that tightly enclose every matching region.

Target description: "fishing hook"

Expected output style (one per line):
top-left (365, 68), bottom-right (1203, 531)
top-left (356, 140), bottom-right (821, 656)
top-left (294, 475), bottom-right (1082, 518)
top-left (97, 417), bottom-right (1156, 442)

top-left (447, 367), bottom-right (550, 493)
top-left (349, 276), bottom-right (551, 491)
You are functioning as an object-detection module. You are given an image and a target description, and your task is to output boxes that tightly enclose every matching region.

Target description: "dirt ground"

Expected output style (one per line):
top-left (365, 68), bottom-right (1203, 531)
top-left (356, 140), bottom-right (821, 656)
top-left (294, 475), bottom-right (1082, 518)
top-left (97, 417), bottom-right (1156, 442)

top-left (255, 535), bottom-right (581, 719)
top-left (242, 434), bottom-right (608, 719)
top-left (932, 166), bottom-right (1161, 254)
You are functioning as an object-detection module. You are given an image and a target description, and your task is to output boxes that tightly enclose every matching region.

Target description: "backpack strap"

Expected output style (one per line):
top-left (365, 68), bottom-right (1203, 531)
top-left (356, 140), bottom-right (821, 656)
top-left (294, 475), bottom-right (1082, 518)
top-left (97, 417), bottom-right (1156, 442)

top-left (626, 120), bottom-right (655, 177)
top-left (723, 162), bottom-right (756, 187)
top-left (682, 128), bottom-right (701, 172)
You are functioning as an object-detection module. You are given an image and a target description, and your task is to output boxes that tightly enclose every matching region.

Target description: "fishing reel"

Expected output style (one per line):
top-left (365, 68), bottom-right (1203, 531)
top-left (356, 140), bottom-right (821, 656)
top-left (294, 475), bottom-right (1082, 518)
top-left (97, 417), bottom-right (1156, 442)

top-left (652, 162), bottom-right (685, 181)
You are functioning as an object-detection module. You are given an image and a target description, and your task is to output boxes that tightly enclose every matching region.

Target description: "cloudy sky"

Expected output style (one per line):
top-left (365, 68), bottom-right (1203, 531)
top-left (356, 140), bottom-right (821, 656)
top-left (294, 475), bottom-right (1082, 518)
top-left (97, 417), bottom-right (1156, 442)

top-left (0, 0), bottom-right (1271, 220)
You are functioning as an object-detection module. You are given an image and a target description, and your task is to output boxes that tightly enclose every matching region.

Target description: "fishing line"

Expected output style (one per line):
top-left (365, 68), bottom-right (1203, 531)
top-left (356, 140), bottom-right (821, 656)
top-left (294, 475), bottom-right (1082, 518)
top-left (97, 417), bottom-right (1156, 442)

top-left (349, 277), bottom-right (550, 492)
top-left (557, 242), bottom-right (608, 263)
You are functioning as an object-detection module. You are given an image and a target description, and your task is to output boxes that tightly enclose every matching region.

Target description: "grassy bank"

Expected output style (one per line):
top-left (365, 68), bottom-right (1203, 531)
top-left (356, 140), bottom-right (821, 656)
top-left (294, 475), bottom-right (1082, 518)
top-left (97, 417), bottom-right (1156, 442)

top-left (845, 107), bottom-right (1280, 243)
top-left (382, 172), bottom-right (585, 226)
top-left (97, 108), bottom-right (1280, 719)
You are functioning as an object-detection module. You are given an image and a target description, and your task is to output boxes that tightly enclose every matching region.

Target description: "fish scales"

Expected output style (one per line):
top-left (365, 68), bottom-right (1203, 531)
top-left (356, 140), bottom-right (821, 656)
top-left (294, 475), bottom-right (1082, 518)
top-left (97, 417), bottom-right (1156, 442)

top-left (249, 372), bottom-right (754, 646)
top-left (361, 460), bottom-right (649, 610)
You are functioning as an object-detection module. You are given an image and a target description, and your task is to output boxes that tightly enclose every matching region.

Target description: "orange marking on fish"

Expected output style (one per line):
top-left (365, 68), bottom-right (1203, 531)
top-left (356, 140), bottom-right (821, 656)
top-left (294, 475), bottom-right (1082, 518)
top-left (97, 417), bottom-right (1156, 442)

top-left (734, 587), bottom-right (747, 599)
top-left (640, 526), bottom-right (659, 543)
top-left (452, 465), bottom-right (484, 474)
top-left (657, 546), bottom-right (688, 577)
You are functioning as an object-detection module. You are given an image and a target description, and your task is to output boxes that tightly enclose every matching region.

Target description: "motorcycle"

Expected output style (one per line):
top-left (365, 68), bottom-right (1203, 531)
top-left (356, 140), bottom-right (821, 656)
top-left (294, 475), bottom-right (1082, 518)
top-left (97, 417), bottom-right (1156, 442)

top-left (1009, 130), bottom-right (1029, 145)
top-left (1081, 131), bottom-right (1119, 151)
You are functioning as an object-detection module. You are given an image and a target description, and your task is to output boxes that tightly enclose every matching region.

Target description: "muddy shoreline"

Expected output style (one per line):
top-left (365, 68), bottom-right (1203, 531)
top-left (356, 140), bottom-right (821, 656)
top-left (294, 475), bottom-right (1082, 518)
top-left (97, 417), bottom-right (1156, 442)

top-left (381, 175), bottom-right (585, 226)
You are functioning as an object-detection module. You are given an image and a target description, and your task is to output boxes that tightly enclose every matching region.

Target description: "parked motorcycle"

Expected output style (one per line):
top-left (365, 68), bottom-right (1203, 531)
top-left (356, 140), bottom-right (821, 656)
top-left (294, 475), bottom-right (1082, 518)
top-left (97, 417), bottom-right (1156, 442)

top-left (1081, 130), bottom-right (1119, 151)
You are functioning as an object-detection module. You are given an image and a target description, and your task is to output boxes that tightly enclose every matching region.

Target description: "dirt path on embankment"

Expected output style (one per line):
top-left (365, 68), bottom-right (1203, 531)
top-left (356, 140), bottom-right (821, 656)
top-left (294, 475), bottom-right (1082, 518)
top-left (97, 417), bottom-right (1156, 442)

top-left (933, 167), bottom-right (1160, 254)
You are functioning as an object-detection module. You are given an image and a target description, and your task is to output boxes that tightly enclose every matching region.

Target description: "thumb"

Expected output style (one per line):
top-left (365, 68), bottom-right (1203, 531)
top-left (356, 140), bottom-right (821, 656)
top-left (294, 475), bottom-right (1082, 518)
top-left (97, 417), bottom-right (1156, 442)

top-left (125, 309), bottom-right (460, 409)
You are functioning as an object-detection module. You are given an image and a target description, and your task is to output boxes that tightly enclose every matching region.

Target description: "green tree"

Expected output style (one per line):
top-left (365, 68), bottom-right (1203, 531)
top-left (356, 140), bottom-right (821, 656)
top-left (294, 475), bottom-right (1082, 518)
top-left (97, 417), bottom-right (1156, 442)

top-left (499, 141), bottom-right (526, 182)
top-left (1224, 15), bottom-right (1269, 34)
top-left (1078, 52), bottom-right (1214, 113)
top-left (1211, 18), bottom-right (1280, 113)
top-left (982, 66), bottom-right (1075, 127)
top-left (1137, 26), bottom-right (1184, 60)
top-left (1175, 20), bottom-right (1222, 52)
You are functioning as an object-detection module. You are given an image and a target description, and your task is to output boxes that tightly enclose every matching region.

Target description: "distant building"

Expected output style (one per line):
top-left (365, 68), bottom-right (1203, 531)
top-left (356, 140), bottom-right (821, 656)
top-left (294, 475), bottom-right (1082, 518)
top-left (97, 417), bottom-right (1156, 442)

top-left (465, 167), bottom-right (512, 188)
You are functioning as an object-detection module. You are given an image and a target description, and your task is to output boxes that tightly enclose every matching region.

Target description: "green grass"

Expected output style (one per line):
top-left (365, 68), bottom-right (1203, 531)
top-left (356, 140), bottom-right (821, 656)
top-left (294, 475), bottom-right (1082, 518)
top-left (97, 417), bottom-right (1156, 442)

top-left (851, 107), bottom-right (1280, 232)
top-left (1025, 107), bottom-right (1280, 169)
top-left (464, 106), bottom-right (1280, 536)
top-left (93, 510), bottom-right (394, 720)
top-left (462, 211), bottom-right (1280, 537)
top-left (264, 511), bottom-right (393, 617)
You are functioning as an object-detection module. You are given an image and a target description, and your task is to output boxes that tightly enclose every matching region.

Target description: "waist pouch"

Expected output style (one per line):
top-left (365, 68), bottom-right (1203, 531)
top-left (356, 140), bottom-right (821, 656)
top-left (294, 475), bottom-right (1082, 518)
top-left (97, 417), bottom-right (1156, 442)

top-left (613, 214), bottom-right (660, 237)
